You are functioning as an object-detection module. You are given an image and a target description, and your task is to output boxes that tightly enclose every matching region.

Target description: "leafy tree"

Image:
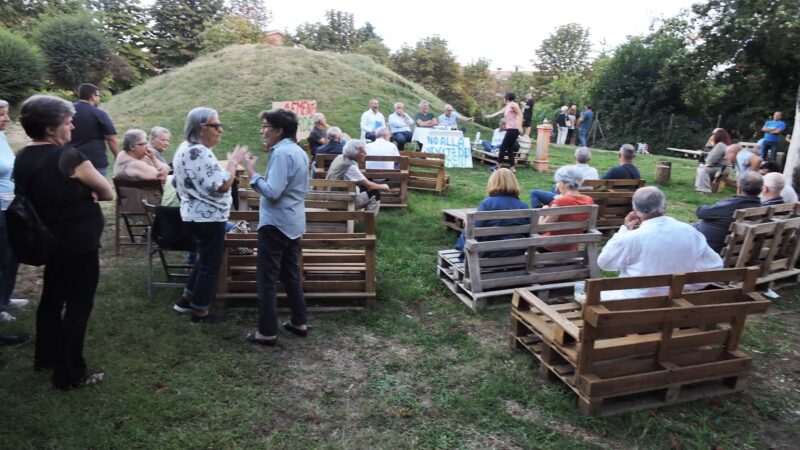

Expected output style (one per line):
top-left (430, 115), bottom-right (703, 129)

top-left (149, 0), bottom-right (224, 69)
top-left (33, 12), bottom-right (110, 90)
top-left (533, 23), bottom-right (591, 78)
top-left (461, 58), bottom-right (497, 117)
top-left (227, 0), bottom-right (271, 31)
top-left (0, 27), bottom-right (46, 104)
top-left (390, 36), bottom-right (467, 110)
top-left (291, 10), bottom-right (364, 53)
top-left (200, 14), bottom-right (265, 54)
top-left (355, 38), bottom-right (391, 66)
top-left (88, 0), bottom-right (153, 90)
top-left (0, 1), bottom-right (84, 32)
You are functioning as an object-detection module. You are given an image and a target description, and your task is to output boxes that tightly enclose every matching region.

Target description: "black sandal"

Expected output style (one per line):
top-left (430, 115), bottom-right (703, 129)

top-left (283, 322), bottom-right (309, 337)
top-left (246, 331), bottom-right (277, 346)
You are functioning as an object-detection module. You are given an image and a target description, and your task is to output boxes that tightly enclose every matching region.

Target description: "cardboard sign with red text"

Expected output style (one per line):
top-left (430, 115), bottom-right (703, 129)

top-left (271, 100), bottom-right (317, 140)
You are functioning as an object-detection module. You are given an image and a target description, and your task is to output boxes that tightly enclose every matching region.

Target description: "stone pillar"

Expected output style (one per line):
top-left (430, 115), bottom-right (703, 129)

top-left (533, 121), bottom-right (552, 172)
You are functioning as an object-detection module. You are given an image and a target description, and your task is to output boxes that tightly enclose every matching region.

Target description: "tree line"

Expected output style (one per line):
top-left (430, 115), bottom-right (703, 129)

top-left (1, 0), bottom-right (798, 151)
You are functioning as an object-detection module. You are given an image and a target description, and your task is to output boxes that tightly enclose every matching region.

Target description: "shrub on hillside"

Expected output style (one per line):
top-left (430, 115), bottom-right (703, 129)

top-left (33, 13), bottom-right (110, 91)
top-left (0, 28), bottom-right (45, 104)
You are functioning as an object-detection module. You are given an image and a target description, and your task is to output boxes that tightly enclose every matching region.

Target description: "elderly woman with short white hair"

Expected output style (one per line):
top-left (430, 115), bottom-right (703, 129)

top-left (113, 128), bottom-right (170, 183)
top-left (538, 165), bottom-right (595, 252)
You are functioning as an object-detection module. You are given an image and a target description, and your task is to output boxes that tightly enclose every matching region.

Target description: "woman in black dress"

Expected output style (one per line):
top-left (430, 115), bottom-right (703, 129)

top-left (14, 95), bottom-right (113, 389)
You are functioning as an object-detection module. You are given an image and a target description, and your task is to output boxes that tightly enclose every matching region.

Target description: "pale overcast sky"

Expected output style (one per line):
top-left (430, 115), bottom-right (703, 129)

top-left (267, 0), bottom-right (699, 70)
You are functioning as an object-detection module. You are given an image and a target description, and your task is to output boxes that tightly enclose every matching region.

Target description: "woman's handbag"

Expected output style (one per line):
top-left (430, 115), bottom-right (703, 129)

top-left (6, 192), bottom-right (56, 266)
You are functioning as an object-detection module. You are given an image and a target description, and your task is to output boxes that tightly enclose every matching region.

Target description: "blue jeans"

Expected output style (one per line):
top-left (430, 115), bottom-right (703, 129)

top-left (529, 190), bottom-right (556, 209)
top-left (579, 129), bottom-right (589, 147)
top-left (0, 211), bottom-right (19, 312)
top-left (392, 131), bottom-right (413, 150)
top-left (257, 225), bottom-right (306, 336)
top-left (184, 221), bottom-right (227, 310)
top-left (760, 140), bottom-right (779, 161)
top-left (481, 141), bottom-right (497, 152)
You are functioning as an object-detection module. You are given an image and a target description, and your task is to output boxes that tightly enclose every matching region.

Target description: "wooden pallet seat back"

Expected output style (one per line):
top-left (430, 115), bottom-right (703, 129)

top-left (217, 209), bottom-right (377, 308)
top-left (399, 151), bottom-right (449, 192)
top-left (510, 267), bottom-right (770, 415)
top-left (113, 178), bottom-right (164, 254)
top-left (314, 154), bottom-right (339, 179)
top-left (463, 205), bottom-right (601, 294)
top-left (720, 203), bottom-right (800, 283)
top-left (359, 155), bottom-right (409, 208)
top-left (580, 179), bottom-right (645, 231)
top-left (305, 179), bottom-right (359, 233)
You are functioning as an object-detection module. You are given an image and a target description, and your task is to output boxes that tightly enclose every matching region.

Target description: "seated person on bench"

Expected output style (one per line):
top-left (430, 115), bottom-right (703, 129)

top-left (480, 119), bottom-right (507, 152)
top-left (113, 128), bottom-right (170, 183)
top-left (597, 186), bottom-right (722, 300)
top-left (536, 166), bottom-right (594, 252)
top-left (601, 144), bottom-right (640, 179)
top-left (695, 128), bottom-right (731, 193)
top-left (316, 127), bottom-right (345, 156)
top-left (529, 148), bottom-right (599, 208)
top-left (758, 161), bottom-right (798, 203)
top-left (760, 172), bottom-right (787, 206)
top-left (365, 127), bottom-right (400, 170)
top-left (694, 171), bottom-right (762, 253)
top-left (326, 139), bottom-right (390, 213)
top-left (455, 168), bottom-right (530, 259)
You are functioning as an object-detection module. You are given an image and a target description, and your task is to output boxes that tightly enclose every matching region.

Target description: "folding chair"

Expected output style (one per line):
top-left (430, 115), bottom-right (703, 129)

top-left (144, 202), bottom-right (195, 300)
top-left (113, 178), bottom-right (163, 255)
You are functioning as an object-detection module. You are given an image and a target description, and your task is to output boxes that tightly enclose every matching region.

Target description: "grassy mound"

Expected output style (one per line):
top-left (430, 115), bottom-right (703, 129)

top-left (104, 44), bottom-right (486, 162)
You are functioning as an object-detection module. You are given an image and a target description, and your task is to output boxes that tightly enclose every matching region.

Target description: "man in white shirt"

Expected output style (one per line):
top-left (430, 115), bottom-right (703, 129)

top-left (359, 99), bottom-right (386, 141)
top-left (388, 102), bottom-right (414, 150)
top-left (573, 147), bottom-right (599, 181)
top-left (365, 127), bottom-right (400, 170)
top-left (597, 186), bottom-right (722, 300)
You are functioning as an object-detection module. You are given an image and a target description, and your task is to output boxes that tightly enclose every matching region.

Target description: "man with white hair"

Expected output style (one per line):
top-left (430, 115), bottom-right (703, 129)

top-left (758, 161), bottom-right (798, 203)
top-left (415, 101), bottom-right (438, 128)
top-left (359, 99), bottom-right (385, 141)
top-left (308, 112), bottom-right (328, 158)
top-left (326, 140), bottom-right (390, 213)
top-left (365, 127), bottom-right (400, 170)
top-left (694, 171), bottom-right (763, 253)
top-left (761, 172), bottom-right (787, 206)
top-left (316, 127), bottom-right (344, 156)
top-left (602, 144), bottom-right (640, 179)
top-left (438, 104), bottom-right (474, 130)
top-left (148, 126), bottom-right (172, 164)
top-left (597, 186), bottom-right (722, 300)
top-left (388, 102), bottom-right (414, 150)
top-left (555, 106), bottom-right (570, 145)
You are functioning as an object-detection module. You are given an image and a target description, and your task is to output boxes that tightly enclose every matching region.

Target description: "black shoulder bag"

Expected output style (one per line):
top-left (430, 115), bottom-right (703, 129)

top-left (6, 163), bottom-right (56, 266)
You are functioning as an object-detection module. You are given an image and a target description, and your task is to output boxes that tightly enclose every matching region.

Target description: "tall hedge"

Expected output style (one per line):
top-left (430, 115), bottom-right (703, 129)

top-left (0, 28), bottom-right (45, 104)
top-left (33, 13), bottom-right (110, 91)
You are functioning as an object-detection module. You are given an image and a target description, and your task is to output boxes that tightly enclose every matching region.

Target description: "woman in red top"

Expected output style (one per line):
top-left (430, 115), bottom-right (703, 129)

top-left (540, 165), bottom-right (594, 252)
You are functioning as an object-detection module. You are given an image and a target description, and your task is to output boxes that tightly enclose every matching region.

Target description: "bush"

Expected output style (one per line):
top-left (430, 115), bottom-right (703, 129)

top-left (33, 13), bottom-right (110, 91)
top-left (0, 28), bottom-right (45, 104)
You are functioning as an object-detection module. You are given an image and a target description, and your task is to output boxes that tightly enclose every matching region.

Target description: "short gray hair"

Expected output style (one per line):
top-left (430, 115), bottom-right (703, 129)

top-left (326, 126), bottom-right (342, 141)
top-left (312, 112), bottom-right (325, 124)
top-left (763, 172), bottom-right (785, 193)
top-left (574, 147), bottom-right (591, 164)
top-left (150, 126), bottom-right (170, 141)
top-left (393, 102), bottom-right (404, 110)
top-left (554, 165), bottom-right (584, 190)
top-left (619, 144), bottom-right (636, 161)
top-left (419, 100), bottom-right (429, 109)
top-left (184, 107), bottom-right (218, 144)
top-left (375, 126), bottom-right (390, 139)
top-left (632, 186), bottom-right (666, 218)
top-left (738, 171), bottom-right (763, 196)
top-left (122, 128), bottom-right (147, 152)
top-left (343, 139), bottom-right (365, 159)
top-left (0, 99), bottom-right (8, 109)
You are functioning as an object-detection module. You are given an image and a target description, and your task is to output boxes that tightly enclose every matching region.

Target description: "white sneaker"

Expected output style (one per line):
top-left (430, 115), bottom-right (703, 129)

top-left (0, 311), bottom-right (16, 322)
top-left (7, 299), bottom-right (29, 309)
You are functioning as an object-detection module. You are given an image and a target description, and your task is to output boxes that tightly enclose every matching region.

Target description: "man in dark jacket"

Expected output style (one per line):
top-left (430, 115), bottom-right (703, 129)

top-left (602, 144), bottom-right (640, 179)
top-left (693, 171), bottom-right (763, 252)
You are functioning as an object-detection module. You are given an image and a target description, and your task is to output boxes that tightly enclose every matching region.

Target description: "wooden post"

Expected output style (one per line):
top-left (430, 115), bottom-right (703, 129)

top-left (654, 161), bottom-right (671, 185)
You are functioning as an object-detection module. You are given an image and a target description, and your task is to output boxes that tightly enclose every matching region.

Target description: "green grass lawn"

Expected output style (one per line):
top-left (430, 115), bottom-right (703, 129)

top-left (2, 146), bottom-right (799, 449)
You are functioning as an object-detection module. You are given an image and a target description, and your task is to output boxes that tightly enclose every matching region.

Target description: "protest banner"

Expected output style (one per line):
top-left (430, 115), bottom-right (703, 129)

top-left (271, 100), bottom-right (317, 140)
top-left (422, 131), bottom-right (472, 168)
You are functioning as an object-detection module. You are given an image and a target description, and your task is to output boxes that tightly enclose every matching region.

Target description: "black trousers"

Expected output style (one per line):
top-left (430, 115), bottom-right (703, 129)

top-left (498, 128), bottom-right (520, 167)
top-left (34, 250), bottom-right (99, 389)
top-left (257, 226), bottom-right (307, 336)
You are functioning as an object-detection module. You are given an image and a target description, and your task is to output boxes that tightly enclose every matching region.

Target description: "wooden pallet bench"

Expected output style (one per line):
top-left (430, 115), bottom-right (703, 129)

top-left (441, 208), bottom-right (476, 232)
top-left (216, 210), bottom-right (376, 310)
top-left (510, 267), bottom-right (770, 416)
top-left (400, 151), bottom-right (449, 193)
top-left (315, 154), bottom-right (409, 209)
top-left (580, 179), bottom-right (645, 232)
top-left (437, 205), bottom-right (601, 311)
top-left (720, 203), bottom-right (800, 287)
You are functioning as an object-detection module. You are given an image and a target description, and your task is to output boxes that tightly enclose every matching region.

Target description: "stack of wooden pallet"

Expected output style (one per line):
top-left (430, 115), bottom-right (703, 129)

top-left (580, 179), bottom-right (645, 232)
top-left (510, 268), bottom-right (770, 416)
top-left (400, 151), bottom-right (449, 193)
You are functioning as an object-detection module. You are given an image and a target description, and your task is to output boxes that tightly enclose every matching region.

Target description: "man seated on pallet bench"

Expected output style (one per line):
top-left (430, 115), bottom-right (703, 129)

top-left (455, 168), bottom-right (529, 260)
top-left (601, 144), bottom-right (640, 180)
top-left (326, 139), bottom-right (390, 213)
top-left (597, 186), bottom-right (722, 300)
top-left (759, 161), bottom-right (798, 203)
top-left (365, 127), bottom-right (400, 170)
top-left (760, 172), bottom-right (787, 207)
top-left (316, 127), bottom-right (345, 156)
top-left (693, 171), bottom-right (763, 253)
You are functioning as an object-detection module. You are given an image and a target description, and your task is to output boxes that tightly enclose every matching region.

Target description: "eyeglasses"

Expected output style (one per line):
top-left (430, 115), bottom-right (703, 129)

top-left (203, 123), bottom-right (223, 130)
top-left (134, 142), bottom-right (148, 146)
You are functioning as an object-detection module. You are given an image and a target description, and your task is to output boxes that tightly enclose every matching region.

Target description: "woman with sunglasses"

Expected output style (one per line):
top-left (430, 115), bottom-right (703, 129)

top-left (171, 107), bottom-right (248, 324)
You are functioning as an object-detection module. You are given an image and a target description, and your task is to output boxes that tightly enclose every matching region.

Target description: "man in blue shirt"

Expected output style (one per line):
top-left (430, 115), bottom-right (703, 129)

top-left (246, 108), bottom-right (309, 346)
top-left (602, 144), bottom-right (641, 179)
top-left (68, 84), bottom-right (119, 176)
top-left (438, 104), bottom-right (474, 130)
top-left (759, 111), bottom-right (786, 161)
top-left (577, 103), bottom-right (594, 147)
